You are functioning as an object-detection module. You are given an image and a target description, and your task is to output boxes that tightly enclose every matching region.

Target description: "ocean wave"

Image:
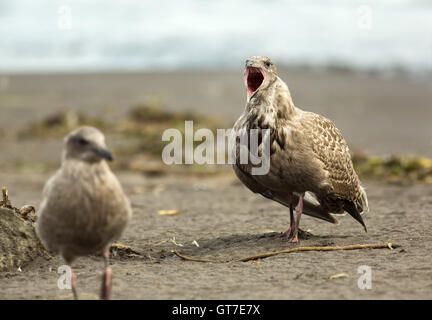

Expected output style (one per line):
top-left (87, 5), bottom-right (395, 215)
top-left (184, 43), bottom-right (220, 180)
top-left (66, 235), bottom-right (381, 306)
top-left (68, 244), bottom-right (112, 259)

top-left (0, 0), bottom-right (431, 74)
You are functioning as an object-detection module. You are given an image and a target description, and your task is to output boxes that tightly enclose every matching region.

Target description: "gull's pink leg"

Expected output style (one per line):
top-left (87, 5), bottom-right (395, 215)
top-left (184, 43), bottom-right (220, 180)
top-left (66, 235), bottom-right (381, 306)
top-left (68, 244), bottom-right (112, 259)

top-left (100, 248), bottom-right (112, 300)
top-left (282, 194), bottom-right (304, 242)
top-left (281, 206), bottom-right (295, 237)
top-left (71, 269), bottom-right (78, 300)
top-left (289, 195), bottom-right (304, 242)
top-left (281, 194), bottom-right (295, 238)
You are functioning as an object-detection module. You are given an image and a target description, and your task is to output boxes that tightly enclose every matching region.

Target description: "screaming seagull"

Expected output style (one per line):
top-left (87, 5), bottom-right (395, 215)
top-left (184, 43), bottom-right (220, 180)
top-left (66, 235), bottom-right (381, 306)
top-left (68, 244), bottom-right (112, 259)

top-left (231, 56), bottom-right (369, 242)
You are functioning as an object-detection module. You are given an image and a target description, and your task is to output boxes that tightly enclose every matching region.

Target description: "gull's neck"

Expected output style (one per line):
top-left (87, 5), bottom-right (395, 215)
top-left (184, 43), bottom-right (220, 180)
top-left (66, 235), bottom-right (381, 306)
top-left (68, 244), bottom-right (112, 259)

top-left (245, 77), bottom-right (296, 121)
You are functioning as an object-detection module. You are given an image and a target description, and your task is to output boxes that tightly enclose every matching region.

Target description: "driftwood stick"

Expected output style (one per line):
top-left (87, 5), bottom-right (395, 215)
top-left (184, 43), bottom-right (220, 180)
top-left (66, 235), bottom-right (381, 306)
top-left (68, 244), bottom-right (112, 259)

top-left (172, 250), bottom-right (226, 263)
top-left (172, 242), bottom-right (399, 263)
top-left (236, 243), bottom-right (398, 262)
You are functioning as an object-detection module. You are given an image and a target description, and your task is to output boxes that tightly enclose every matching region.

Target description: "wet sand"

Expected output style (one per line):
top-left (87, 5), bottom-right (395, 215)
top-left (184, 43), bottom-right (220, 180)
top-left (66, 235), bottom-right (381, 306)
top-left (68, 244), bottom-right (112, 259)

top-left (0, 69), bottom-right (431, 299)
top-left (0, 172), bottom-right (431, 299)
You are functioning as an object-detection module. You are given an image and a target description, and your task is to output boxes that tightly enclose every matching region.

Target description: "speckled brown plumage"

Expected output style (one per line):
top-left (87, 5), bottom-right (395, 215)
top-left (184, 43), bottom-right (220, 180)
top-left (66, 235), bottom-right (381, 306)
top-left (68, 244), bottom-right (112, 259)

top-left (232, 56), bottom-right (369, 239)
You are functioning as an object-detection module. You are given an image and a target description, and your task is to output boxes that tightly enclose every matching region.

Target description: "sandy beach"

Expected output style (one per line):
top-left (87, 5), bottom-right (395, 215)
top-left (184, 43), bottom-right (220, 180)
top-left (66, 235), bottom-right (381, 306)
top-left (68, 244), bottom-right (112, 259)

top-left (0, 69), bottom-right (432, 299)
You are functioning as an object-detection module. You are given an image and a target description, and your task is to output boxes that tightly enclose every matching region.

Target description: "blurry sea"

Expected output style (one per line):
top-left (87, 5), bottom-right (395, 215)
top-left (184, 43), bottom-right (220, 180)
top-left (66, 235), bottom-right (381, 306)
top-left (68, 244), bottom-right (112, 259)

top-left (0, 0), bottom-right (431, 74)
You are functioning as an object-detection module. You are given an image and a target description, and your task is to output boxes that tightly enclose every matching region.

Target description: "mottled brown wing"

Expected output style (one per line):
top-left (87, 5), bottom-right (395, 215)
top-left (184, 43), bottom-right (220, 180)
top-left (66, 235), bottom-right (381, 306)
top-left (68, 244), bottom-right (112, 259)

top-left (301, 111), bottom-right (361, 203)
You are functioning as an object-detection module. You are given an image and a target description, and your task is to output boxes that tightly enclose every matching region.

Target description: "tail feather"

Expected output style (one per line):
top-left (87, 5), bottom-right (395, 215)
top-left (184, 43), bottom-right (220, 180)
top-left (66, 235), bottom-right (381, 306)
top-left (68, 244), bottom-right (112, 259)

top-left (260, 187), bottom-right (369, 229)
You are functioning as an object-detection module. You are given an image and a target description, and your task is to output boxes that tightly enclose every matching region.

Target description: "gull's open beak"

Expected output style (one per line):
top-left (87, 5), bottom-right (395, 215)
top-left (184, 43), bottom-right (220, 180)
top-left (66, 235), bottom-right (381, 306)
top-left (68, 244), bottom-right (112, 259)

top-left (245, 66), bottom-right (265, 100)
top-left (93, 147), bottom-right (114, 162)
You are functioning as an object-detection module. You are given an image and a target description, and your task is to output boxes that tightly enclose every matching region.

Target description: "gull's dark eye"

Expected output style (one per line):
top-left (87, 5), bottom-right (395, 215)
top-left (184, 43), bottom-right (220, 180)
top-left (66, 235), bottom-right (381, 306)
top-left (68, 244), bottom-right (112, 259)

top-left (77, 138), bottom-right (89, 146)
top-left (265, 61), bottom-right (271, 67)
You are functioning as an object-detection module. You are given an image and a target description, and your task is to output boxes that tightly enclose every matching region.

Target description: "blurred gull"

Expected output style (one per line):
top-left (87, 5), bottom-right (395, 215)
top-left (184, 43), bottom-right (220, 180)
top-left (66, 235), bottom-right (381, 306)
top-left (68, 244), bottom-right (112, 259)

top-left (36, 126), bottom-right (132, 299)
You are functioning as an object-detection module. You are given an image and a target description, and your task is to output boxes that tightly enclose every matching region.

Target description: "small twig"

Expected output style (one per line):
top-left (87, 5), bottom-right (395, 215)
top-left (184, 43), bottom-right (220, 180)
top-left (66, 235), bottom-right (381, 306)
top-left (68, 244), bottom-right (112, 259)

top-left (172, 250), bottom-right (226, 263)
top-left (236, 243), bottom-right (399, 262)
top-left (110, 243), bottom-right (141, 256)
top-left (170, 237), bottom-right (184, 247)
top-left (172, 242), bottom-right (399, 263)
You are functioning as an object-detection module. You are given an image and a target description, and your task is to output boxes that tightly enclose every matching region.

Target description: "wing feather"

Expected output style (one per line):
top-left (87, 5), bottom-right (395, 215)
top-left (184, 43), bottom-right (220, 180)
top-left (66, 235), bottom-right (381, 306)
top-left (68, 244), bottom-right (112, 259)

top-left (300, 111), bottom-right (368, 215)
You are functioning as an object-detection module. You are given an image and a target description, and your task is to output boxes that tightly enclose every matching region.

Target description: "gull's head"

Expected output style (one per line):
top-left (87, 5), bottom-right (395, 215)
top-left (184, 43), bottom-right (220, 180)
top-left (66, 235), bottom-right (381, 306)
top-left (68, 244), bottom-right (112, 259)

top-left (244, 56), bottom-right (277, 101)
top-left (64, 126), bottom-right (113, 163)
